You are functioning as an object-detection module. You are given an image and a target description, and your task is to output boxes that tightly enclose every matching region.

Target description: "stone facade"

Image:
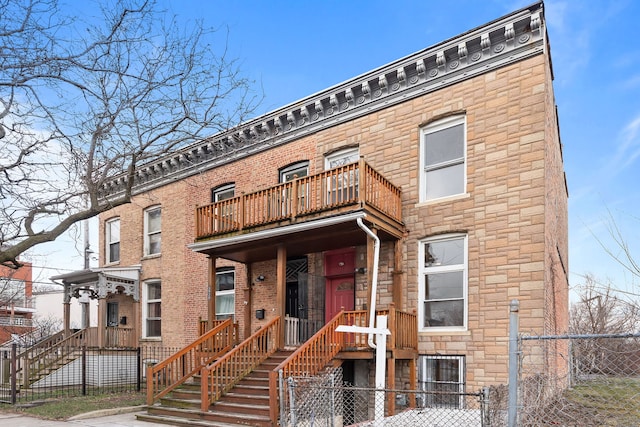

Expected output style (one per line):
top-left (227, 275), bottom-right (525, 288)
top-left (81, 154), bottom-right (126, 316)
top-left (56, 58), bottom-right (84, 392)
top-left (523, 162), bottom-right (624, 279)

top-left (97, 2), bottom-right (568, 389)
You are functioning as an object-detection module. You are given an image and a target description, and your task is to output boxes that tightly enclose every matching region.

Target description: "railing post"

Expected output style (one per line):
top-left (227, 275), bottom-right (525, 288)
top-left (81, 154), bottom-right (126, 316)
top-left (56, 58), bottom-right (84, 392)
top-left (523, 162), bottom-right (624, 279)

top-left (358, 156), bottom-right (366, 205)
top-left (136, 347), bottom-right (142, 392)
top-left (389, 302), bottom-right (396, 351)
top-left (508, 299), bottom-right (520, 427)
top-left (239, 193), bottom-right (245, 231)
top-left (291, 180), bottom-right (298, 220)
top-left (200, 366), bottom-right (209, 412)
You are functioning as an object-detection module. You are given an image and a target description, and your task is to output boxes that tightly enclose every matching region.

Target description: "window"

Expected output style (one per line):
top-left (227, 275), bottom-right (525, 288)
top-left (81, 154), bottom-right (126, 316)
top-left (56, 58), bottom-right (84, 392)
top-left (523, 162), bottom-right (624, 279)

top-left (143, 281), bottom-right (161, 338)
top-left (418, 355), bottom-right (465, 408)
top-left (144, 206), bottom-right (161, 256)
top-left (419, 234), bottom-right (467, 330)
top-left (278, 162), bottom-right (309, 216)
top-left (325, 148), bottom-right (360, 205)
top-left (215, 267), bottom-right (235, 320)
top-left (420, 115), bottom-right (466, 201)
top-left (211, 183), bottom-right (235, 202)
top-left (106, 302), bottom-right (119, 327)
top-left (0, 278), bottom-right (25, 307)
top-left (280, 162), bottom-right (309, 183)
top-left (325, 147), bottom-right (359, 169)
top-left (105, 218), bottom-right (120, 264)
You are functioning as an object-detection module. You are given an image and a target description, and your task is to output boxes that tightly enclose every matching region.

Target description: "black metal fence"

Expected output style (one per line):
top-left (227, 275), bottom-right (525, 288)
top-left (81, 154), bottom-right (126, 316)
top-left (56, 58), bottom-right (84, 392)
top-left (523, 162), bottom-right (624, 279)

top-left (0, 344), bottom-right (181, 404)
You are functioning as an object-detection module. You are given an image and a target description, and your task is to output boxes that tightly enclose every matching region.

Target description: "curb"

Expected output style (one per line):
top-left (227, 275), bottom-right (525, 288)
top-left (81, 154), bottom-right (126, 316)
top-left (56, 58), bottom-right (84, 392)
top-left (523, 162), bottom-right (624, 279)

top-left (67, 405), bottom-right (147, 421)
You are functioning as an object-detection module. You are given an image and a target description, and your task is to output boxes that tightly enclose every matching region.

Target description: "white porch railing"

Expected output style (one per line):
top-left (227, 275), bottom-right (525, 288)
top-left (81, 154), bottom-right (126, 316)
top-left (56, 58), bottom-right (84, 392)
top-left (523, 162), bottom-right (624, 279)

top-left (284, 315), bottom-right (324, 347)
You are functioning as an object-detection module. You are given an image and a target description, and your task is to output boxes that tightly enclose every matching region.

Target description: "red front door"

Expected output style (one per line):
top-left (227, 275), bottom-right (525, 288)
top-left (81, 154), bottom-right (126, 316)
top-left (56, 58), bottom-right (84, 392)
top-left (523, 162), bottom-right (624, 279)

top-left (325, 276), bottom-right (355, 322)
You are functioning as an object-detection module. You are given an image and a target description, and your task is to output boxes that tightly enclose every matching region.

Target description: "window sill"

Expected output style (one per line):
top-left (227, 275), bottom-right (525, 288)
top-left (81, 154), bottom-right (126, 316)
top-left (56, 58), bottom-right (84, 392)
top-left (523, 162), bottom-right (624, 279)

top-left (142, 253), bottom-right (161, 261)
top-left (140, 337), bottom-right (162, 342)
top-left (416, 192), bottom-right (470, 207)
top-left (419, 328), bottom-right (469, 335)
top-left (103, 261), bottom-right (120, 267)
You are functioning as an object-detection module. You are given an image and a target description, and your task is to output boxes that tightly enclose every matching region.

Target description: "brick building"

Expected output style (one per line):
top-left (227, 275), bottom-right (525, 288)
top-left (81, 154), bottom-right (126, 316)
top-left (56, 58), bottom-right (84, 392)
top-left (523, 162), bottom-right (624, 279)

top-left (58, 1), bottom-right (567, 421)
top-left (0, 259), bottom-right (35, 343)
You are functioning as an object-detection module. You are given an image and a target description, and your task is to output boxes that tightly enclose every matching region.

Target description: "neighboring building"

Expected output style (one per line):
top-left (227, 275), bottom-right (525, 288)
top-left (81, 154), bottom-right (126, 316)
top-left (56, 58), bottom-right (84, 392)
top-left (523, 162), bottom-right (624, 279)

top-left (33, 289), bottom-right (98, 330)
top-left (59, 0), bottom-right (568, 416)
top-left (0, 260), bottom-right (35, 343)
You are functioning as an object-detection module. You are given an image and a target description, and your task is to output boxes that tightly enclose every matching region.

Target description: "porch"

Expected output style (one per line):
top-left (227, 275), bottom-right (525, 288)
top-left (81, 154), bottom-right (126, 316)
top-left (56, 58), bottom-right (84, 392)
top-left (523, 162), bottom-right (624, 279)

top-left (145, 307), bottom-right (418, 426)
top-left (189, 159), bottom-right (407, 339)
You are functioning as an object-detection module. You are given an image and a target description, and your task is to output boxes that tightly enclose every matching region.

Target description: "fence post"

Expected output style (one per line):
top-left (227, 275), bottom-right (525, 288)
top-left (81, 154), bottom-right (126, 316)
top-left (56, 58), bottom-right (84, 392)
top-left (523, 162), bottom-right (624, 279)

top-left (481, 387), bottom-right (491, 427)
top-left (508, 299), bottom-right (519, 427)
top-left (82, 346), bottom-right (87, 396)
top-left (330, 373), bottom-right (336, 427)
top-left (279, 369), bottom-right (285, 426)
top-left (10, 343), bottom-right (17, 404)
top-left (288, 376), bottom-right (296, 427)
top-left (136, 347), bottom-right (142, 392)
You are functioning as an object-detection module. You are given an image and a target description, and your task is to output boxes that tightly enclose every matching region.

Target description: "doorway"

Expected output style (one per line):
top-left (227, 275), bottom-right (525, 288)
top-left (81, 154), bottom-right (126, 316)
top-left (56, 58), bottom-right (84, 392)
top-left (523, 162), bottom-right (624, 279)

top-left (324, 249), bottom-right (356, 323)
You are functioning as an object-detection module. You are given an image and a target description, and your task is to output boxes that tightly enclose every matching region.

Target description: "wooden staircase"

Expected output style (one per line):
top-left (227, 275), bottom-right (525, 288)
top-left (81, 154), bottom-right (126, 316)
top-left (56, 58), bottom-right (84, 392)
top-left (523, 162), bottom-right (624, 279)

top-left (138, 351), bottom-right (291, 427)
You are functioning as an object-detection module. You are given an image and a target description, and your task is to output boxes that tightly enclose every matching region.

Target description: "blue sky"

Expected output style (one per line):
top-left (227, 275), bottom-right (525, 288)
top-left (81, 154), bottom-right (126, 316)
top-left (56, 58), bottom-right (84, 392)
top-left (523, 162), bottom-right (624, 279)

top-left (34, 0), bottom-right (640, 301)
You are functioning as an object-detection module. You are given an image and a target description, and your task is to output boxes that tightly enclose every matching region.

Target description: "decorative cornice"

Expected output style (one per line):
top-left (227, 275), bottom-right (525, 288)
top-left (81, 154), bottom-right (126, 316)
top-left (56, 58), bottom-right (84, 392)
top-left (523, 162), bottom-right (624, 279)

top-left (101, 2), bottom-right (545, 199)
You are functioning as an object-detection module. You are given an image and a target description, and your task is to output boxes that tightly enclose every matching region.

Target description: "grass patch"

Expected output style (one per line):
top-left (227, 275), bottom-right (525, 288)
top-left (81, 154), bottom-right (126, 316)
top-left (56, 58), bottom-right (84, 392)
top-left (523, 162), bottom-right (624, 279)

top-left (0, 392), bottom-right (145, 420)
top-left (564, 378), bottom-right (640, 425)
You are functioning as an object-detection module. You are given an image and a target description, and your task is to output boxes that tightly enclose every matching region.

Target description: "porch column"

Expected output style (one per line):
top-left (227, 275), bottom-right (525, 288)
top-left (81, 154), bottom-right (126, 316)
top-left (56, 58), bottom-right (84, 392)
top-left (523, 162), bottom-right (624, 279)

top-left (387, 357), bottom-right (396, 416)
top-left (63, 284), bottom-right (71, 337)
top-left (97, 300), bottom-right (105, 347)
top-left (392, 239), bottom-right (404, 309)
top-left (133, 298), bottom-right (141, 348)
top-left (208, 256), bottom-right (217, 328)
top-left (243, 264), bottom-right (253, 341)
top-left (63, 302), bottom-right (71, 337)
top-left (276, 244), bottom-right (286, 349)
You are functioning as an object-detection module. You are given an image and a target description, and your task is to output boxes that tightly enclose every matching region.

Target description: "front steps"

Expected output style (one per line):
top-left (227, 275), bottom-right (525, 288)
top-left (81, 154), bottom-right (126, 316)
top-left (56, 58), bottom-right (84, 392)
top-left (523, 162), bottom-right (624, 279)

top-left (138, 351), bottom-right (291, 427)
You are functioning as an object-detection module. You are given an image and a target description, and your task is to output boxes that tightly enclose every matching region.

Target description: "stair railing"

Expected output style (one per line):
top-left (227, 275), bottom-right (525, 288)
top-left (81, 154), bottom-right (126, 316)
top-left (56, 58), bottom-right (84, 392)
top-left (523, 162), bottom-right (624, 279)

top-left (200, 316), bottom-right (281, 412)
top-left (146, 318), bottom-right (235, 405)
top-left (18, 328), bottom-right (88, 387)
top-left (268, 310), bottom-right (366, 425)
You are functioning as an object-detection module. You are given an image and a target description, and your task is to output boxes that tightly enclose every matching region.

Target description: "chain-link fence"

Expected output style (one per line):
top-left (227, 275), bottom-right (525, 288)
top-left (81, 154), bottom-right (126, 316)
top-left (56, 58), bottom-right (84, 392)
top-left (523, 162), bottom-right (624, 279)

top-left (280, 367), bottom-right (491, 427)
top-left (517, 333), bottom-right (640, 426)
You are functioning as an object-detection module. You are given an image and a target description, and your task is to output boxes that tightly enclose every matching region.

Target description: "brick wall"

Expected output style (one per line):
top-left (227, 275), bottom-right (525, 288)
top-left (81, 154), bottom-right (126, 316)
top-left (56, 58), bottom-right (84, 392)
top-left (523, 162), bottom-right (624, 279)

top-left (99, 52), bottom-right (568, 387)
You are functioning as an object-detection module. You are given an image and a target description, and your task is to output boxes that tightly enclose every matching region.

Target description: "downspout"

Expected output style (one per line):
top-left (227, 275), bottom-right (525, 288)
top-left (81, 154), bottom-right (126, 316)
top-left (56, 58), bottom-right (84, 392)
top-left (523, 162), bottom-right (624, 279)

top-left (356, 217), bottom-right (380, 349)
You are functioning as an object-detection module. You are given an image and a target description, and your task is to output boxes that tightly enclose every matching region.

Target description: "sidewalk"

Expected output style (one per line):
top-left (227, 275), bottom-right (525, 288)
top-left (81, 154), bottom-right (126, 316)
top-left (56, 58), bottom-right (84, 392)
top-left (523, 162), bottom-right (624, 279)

top-left (0, 407), bottom-right (167, 427)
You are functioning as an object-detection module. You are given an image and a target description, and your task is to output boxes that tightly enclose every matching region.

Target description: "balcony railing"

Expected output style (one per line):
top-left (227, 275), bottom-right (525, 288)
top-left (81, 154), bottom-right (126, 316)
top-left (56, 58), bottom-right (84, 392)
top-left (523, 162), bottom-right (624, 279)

top-left (0, 296), bottom-right (36, 312)
top-left (195, 159), bottom-right (402, 240)
top-left (0, 316), bottom-right (33, 327)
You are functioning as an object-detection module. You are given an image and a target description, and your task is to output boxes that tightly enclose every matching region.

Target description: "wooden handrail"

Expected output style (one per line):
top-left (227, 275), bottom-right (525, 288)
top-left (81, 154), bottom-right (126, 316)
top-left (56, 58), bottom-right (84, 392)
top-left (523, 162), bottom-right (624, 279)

top-left (268, 310), bottom-right (362, 424)
top-left (200, 316), bottom-right (281, 412)
top-left (19, 328), bottom-right (88, 387)
top-left (195, 160), bottom-right (402, 239)
top-left (146, 318), bottom-right (235, 405)
top-left (267, 308), bottom-right (418, 424)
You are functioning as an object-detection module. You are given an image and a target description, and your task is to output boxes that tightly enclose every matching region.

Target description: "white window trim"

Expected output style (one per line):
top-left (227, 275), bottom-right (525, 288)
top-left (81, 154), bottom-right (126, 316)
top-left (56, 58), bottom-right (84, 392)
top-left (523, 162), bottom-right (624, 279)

top-left (280, 161), bottom-right (309, 183)
top-left (215, 268), bottom-right (235, 320)
top-left (105, 218), bottom-right (120, 264)
top-left (142, 280), bottom-right (161, 339)
top-left (143, 206), bottom-right (161, 257)
top-left (418, 233), bottom-right (468, 332)
top-left (419, 115), bottom-right (467, 203)
top-left (212, 183), bottom-right (235, 202)
top-left (325, 147), bottom-right (360, 169)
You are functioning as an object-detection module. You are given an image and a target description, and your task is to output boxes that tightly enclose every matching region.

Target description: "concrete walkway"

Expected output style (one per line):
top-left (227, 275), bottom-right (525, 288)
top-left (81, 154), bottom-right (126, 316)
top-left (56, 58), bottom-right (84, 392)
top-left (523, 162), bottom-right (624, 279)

top-left (0, 407), bottom-right (167, 427)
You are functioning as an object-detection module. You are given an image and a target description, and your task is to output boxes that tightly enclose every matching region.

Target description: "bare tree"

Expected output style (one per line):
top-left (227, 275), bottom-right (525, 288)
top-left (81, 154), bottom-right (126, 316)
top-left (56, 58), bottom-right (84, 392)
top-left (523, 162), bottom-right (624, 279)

top-left (0, 0), bottom-right (259, 267)
top-left (570, 274), bottom-right (640, 335)
top-left (570, 274), bottom-right (640, 375)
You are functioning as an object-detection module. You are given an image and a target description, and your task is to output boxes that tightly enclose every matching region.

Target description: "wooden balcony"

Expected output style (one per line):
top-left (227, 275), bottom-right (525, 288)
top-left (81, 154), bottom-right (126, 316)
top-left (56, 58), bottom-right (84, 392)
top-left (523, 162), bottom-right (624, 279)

top-left (192, 159), bottom-right (404, 263)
